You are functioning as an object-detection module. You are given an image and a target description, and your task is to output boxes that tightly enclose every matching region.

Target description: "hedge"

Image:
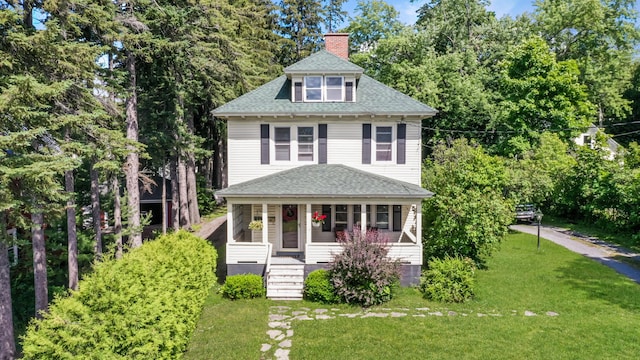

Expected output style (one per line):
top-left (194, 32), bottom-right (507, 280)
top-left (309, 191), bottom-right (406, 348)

top-left (21, 231), bottom-right (217, 359)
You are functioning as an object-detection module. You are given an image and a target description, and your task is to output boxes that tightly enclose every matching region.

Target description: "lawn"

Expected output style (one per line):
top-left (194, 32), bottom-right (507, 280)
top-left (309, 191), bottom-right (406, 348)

top-left (184, 232), bottom-right (640, 359)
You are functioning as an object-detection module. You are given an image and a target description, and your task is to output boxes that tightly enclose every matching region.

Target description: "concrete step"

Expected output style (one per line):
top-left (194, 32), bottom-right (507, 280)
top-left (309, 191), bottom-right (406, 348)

top-left (266, 283), bottom-right (303, 290)
top-left (267, 289), bottom-right (303, 299)
top-left (268, 268), bottom-right (304, 276)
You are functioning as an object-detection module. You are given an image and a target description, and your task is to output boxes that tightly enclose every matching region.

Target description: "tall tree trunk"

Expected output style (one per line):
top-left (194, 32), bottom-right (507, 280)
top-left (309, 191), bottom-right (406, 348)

top-left (170, 157), bottom-right (180, 231)
top-left (0, 216), bottom-right (16, 360)
top-left (186, 153), bottom-right (200, 224)
top-left (217, 130), bottom-right (227, 189)
top-left (32, 209), bottom-right (48, 319)
top-left (177, 155), bottom-right (190, 228)
top-left (64, 126), bottom-right (78, 291)
top-left (23, 0), bottom-right (33, 29)
top-left (112, 175), bottom-right (123, 259)
top-left (125, 51), bottom-right (142, 247)
top-left (65, 169), bottom-right (78, 290)
top-left (185, 113), bottom-right (200, 224)
top-left (161, 163), bottom-right (167, 235)
top-left (90, 163), bottom-right (102, 259)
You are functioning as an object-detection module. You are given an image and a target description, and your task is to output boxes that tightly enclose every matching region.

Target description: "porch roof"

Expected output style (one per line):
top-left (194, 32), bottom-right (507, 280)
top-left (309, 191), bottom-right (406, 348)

top-left (216, 164), bottom-right (434, 199)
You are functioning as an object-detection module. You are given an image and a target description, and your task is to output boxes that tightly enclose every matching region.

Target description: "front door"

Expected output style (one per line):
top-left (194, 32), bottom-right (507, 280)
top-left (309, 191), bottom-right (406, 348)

top-left (281, 204), bottom-right (299, 250)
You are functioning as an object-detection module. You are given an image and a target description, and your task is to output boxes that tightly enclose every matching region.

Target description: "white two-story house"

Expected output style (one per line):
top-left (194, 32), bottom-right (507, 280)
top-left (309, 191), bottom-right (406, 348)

top-left (214, 34), bottom-right (437, 299)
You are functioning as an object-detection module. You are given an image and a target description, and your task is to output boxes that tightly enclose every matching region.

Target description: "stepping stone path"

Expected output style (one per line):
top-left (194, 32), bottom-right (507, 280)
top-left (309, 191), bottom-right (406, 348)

top-left (260, 306), bottom-right (560, 360)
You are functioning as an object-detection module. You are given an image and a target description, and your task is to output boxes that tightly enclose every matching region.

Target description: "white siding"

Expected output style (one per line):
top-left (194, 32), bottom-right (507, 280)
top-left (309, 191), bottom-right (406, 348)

top-left (227, 119), bottom-right (422, 186)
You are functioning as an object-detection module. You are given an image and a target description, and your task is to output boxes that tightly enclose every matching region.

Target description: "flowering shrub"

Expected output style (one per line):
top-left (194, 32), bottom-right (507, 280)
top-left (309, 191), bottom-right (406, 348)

top-left (329, 229), bottom-right (400, 307)
top-left (312, 211), bottom-right (327, 224)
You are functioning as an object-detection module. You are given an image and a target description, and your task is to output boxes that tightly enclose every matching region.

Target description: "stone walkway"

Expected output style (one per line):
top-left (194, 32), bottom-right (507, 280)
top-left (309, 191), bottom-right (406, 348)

top-left (260, 305), bottom-right (560, 360)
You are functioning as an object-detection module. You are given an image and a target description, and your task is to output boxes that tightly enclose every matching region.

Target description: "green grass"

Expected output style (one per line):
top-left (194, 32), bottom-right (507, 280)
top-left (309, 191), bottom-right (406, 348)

top-left (543, 214), bottom-right (639, 252)
top-left (185, 232), bottom-right (640, 359)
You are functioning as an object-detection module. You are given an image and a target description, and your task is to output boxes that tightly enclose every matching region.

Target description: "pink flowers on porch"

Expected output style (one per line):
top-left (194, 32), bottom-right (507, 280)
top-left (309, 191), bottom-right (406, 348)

top-left (311, 211), bottom-right (327, 226)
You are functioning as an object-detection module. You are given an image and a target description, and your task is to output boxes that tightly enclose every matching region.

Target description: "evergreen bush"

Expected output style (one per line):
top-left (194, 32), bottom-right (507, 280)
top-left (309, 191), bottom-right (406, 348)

top-left (220, 274), bottom-right (265, 299)
top-left (303, 269), bottom-right (337, 304)
top-left (330, 230), bottom-right (400, 307)
top-left (419, 256), bottom-right (476, 303)
top-left (21, 231), bottom-right (217, 359)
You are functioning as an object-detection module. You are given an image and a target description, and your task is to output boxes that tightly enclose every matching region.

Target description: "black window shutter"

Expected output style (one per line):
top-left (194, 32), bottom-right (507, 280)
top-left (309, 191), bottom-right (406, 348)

top-left (362, 124), bottom-right (371, 164)
top-left (294, 82), bottom-right (302, 102)
top-left (393, 205), bottom-right (402, 232)
top-left (260, 124), bottom-right (269, 164)
top-left (319, 124), bottom-right (327, 164)
top-left (345, 81), bottom-right (353, 102)
top-left (322, 205), bottom-right (332, 232)
top-left (397, 123), bottom-right (406, 164)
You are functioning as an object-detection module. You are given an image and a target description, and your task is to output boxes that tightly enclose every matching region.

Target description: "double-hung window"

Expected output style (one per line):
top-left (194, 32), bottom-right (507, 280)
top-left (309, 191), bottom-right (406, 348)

top-left (305, 76), bottom-right (322, 101)
top-left (303, 76), bottom-right (344, 102)
top-left (376, 205), bottom-right (389, 230)
top-left (298, 127), bottom-right (314, 161)
top-left (325, 76), bottom-right (343, 101)
top-left (275, 127), bottom-right (290, 161)
top-left (376, 126), bottom-right (392, 161)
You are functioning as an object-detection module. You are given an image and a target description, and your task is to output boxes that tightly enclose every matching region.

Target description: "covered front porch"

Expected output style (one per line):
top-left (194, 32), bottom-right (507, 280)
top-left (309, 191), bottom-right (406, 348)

top-left (226, 201), bottom-right (422, 264)
top-left (216, 164), bottom-right (433, 286)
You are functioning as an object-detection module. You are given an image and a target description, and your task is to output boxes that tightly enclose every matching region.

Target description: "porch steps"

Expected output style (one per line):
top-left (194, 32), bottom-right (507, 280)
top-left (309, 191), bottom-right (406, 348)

top-left (266, 263), bottom-right (304, 300)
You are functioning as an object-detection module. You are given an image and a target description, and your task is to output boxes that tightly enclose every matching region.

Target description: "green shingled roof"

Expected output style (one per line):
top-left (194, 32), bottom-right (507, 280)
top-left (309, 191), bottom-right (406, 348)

top-left (212, 74), bottom-right (437, 117)
top-left (284, 50), bottom-right (364, 73)
top-left (216, 164), bottom-right (433, 198)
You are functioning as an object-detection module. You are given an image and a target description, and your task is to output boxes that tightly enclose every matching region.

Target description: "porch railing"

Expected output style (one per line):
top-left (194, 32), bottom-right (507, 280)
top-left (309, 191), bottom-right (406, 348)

top-left (305, 242), bottom-right (422, 265)
top-left (226, 242), bottom-right (270, 264)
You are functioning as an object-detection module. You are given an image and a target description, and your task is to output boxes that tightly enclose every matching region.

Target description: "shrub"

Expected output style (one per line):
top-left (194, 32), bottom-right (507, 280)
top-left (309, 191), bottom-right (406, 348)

top-left (21, 231), bottom-right (217, 360)
top-left (220, 274), bottom-right (265, 300)
top-left (304, 269), bottom-right (337, 304)
top-left (419, 256), bottom-right (476, 303)
top-left (330, 230), bottom-right (400, 307)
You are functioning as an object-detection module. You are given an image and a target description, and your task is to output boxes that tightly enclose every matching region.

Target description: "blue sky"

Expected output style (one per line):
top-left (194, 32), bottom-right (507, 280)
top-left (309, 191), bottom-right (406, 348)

top-left (343, 0), bottom-right (536, 25)
top-left (343, 0), bottom-right (640, 25)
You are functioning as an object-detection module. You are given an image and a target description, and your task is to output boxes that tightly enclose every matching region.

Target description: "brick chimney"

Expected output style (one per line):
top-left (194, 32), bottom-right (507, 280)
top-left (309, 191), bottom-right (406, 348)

top-left (324, 33), bottom-right (349, 60)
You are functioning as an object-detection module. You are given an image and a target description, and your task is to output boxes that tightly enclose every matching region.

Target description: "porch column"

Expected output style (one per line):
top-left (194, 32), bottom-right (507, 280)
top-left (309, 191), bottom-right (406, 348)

top-left (262, 203), bottom-right (268, 244)
top-left (306, 203), bottom-right (312, 244)
top-left (361, 202), bottom-right (367, 237)
top-left (416, 202), bottom-right (423, 265)
top-left (227, 202), bottom-right (234, 244)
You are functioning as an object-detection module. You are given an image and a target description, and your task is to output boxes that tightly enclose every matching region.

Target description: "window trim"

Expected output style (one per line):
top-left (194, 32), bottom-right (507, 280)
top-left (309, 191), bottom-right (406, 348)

top-left (325, 76), bottom-right (344, 102)
top-left (302, 75), bottom-right (345, 102)
top-left (304, 76), bottom-right (323, 102)
top-left (373, 125), bottom-right (394, 163)
top-left (270, 124), bottom-right (317, 164)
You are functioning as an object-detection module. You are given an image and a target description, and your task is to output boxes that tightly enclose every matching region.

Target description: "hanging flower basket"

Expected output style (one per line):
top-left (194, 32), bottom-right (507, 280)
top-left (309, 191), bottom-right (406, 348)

top-left (311, 211), bottom-right (326, 228)
top-left (248, 220), bottom-right (263, 231)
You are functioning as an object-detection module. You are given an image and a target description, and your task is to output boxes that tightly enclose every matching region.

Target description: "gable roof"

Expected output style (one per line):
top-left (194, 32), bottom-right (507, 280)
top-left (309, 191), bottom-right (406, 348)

top-left (212, 74), bottom-right (437, 117)
top-left (216, 164), bottom-right (433, 199)
top-left (284, 50), bottom-right (364, 74)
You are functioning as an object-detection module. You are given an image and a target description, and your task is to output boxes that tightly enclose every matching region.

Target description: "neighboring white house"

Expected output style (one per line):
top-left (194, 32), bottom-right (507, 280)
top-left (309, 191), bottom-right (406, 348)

top-left (214, 34), bottom-right (437, 299)
top-left (574, 124), bottom-right (620, 160)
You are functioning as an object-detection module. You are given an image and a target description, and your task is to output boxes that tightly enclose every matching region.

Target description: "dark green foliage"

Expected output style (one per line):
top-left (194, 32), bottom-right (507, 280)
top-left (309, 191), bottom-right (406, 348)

top-left (21, 231), bottom-right (217, 359)
top-left (422, 139), bottom-right (513, 265)
top-left (303, 269), bottom-right (337, 304)
top-left (220, 274), bottom-right (265, 300)
top-left (330, 230), bottom-right (400, 307)
top-left (420, 256), bottom-right (476, 303)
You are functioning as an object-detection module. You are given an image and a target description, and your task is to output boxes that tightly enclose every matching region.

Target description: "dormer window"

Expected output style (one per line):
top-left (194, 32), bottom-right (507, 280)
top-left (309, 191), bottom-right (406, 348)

top-left (299, 76), bottom-right (348, 102)
top-left (305, 76), bottom-right (322, 101)
top-left (325, 76), bottom-right (343, 101)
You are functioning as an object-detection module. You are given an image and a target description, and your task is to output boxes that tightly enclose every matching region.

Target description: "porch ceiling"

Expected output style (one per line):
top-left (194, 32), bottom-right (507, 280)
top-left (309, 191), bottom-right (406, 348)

top-left (216, 164), bottom-right (433, 199)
